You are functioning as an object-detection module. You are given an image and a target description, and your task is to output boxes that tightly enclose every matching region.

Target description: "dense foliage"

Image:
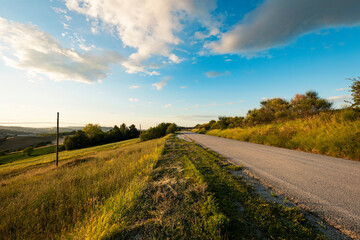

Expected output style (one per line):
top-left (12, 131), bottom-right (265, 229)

top-left (140, 123), bottom-right (178, 141)
top-left (194, 86), bottom-right (360, 160)
top-left (349, 77), bottom-right (360, 109)
top-left (195, 90), bottom-right (333, 131)
top-left (64, 123), bottom-right (140, 150)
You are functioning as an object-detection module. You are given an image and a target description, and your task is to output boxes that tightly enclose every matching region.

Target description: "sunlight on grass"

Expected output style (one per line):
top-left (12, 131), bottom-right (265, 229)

top-left (206, 112), bottom-right (360, 160)
top-left (0, 137), bottom-right (164, 239)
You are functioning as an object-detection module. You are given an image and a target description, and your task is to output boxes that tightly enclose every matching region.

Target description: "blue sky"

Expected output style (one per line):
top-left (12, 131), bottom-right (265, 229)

top-left (0, 0), bottom-right (359, 128)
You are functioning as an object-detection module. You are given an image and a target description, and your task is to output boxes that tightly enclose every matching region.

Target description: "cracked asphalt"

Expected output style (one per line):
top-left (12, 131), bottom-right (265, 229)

top-left (179, 132), bottom-right (360, 239)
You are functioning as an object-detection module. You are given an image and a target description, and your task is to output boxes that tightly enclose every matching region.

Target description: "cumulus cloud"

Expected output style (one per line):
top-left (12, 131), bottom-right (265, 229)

top-left (0, 17), bottom-right (123, 83)
top-left (152, 78), bottom-right (170, 90)
top-left (209, 0), bottom-right (360, 55)
top-left (205, 70), bottom-right (230, 78)
top-left (164, 104), bottom-right (172, 108)
top-left (65, 0), bottom-right (218, 74)
top-left (129, 85), bottom-right (140, 89)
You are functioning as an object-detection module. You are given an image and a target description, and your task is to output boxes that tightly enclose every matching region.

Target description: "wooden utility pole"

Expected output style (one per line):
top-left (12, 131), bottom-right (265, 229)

top-left (56, 112), bottom-right (59, 167)
top-left (139, 124), bottom-right (141, 135)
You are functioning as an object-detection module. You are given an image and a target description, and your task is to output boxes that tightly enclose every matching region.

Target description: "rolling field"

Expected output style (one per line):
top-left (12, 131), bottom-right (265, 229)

top-left (0, 137), bottom-right (164, 239)
top-left (0, 135), bottom-right (324, 239)
top-left (0, 135), bottom-right (56, 151)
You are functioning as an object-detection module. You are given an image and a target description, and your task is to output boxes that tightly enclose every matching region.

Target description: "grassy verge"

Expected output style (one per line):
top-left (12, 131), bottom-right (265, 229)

top-left (116, 136), bottom-right (323, 239)
top-left (0, 137), bottom-right (164, 240)
top-left (198, 112), bottom-right (360, 161)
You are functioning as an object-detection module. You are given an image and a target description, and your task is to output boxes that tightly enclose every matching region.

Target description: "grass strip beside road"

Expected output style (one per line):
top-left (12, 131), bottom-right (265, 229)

top-left (117, 135), bottom-right (324, 239)
top-left (199, 113), bottom-right (360, 161)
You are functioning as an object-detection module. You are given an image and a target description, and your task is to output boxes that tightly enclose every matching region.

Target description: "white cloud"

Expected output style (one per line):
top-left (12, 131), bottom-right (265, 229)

top-left (129, 85), bottom-right (140, 89)
top-left (65, 0), bottom-right (218, 74)
top-left (224, 102), bottom-right (234, 105)
top-left (0, 17), bottom-right (123, 83)
top-left (63, 23), bottom-right (69, 29)
top-left (152, 78), bottom-right (169, 90)
top-left (209, 0), bottom-right (360, 55)
top-left (64, 15), bottom-right (72, 21)
top-left (129, 98), bottom-right (139, 102)
top-left (180, 86), bottom-right (187, 89)
top-left (51, 7), bottom-right (67, 15)
top-left (335, 87), bottom-right (350, 92)
top-left (225, 59), bottom-right (232, 62)
top-left (205, 70), bottom-right (230, 78)
top-left (164, 104), bottom-right (172, 108)
top-left (169, 53), bottom-right (184, 63)
top-left (327, 95), bottom-right (352, 100)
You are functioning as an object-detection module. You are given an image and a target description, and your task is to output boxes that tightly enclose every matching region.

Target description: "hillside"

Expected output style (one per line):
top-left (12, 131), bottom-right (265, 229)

top-left (0, 135), bottom-right (325, 239)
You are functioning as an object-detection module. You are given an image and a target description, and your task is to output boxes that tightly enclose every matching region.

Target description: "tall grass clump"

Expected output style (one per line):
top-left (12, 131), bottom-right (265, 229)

top-left (0, 137), bottom-right (165, 239)
top-left (206, 111), bottom-right (360, 160)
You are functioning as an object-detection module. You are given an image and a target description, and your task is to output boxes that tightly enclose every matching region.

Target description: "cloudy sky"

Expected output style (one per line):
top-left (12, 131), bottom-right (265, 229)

top-left (0, 0), bottom-right (359, 128)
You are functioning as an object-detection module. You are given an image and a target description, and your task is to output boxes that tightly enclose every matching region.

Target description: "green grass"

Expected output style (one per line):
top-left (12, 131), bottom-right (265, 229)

top-left (116, 136), bottom-right (323, 239)
top-left (0, 145), bottom-right (57, 165)
top-left (0, 138), bottom-right (140, 180)
top-left (115, 135), bottom-right (227, 239)
top-left (0, 137), bottom-right (165, 240)
top-left (201, 112), bottom-right (360, 161)
top-left (0, 135), bottom-right (324, 239)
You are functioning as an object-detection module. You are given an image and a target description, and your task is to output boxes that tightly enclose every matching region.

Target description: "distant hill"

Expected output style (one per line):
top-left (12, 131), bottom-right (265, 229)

top-left (0, 125), bottom-right (113, 137)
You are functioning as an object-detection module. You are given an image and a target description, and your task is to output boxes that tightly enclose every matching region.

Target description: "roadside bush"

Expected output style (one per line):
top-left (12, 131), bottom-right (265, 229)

top-left (166, 123), bottom-right (178, 134)
top-left (23, 147), bottom-right (34, 156)
top-left (140, 123), bottom-right (174, 141)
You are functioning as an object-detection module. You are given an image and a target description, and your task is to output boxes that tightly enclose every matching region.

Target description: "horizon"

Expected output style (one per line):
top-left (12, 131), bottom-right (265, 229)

top-left (1, 0), bottom-right (359, 128)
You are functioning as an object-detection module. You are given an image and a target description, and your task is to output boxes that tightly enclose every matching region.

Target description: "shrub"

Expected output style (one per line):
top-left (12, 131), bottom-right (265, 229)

top-left (23, 147), bottom-right (34, 156)
top-left (140, 123), bottom-right (175, 141)
top-left (166, 123), bottom-right (178, 134)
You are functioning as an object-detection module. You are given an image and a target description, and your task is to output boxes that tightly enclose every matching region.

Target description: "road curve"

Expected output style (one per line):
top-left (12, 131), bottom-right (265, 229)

top-left (179, 132), bottom-right (360, 239)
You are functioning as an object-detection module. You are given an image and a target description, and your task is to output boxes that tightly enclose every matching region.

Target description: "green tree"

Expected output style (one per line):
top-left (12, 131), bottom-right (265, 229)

top-left (82, 124), bottom-right (104, 145)
top-left (119, 123), bottom-right (130, 139)
top-left (166, 123), bottom-right (177, 134)
top-left (291, 91), bottom-right (332, 116)
top-left (108, 125), bottom-right (122, 142)
top-left (349, 77), bottom-right (360, 109)
top-left (128, 124), bottom-right (140, 138)
top-left (64, 130), bottom-right (90, 150)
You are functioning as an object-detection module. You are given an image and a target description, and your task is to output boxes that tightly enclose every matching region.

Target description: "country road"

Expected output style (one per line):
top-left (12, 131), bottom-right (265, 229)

top-left (179, 132), bottom-right (360, 239)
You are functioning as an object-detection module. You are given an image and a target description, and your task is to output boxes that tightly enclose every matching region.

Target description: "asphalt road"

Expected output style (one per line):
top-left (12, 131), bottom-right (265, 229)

top-left (179, 132), bottom-right (360, 239)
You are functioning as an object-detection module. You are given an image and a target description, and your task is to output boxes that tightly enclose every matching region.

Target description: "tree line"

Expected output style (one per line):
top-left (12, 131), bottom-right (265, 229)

top-left (64, 123), bottom-right (140, 150)
top-left (196, 77), bottom-right (360, 131)
top-left (140, 123), bottom-right (178, 141)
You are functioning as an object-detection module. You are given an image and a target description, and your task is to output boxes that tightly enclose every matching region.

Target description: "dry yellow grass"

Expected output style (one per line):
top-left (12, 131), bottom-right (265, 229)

top-left (0, 137), bottom-right (165, 239)
top-left (205, 112), bottom-right (360, 160)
